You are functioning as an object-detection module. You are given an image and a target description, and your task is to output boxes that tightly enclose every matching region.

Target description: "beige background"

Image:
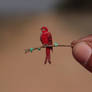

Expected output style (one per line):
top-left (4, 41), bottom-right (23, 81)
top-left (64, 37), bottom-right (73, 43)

top-left (0, 12), bottom-right (92, 92)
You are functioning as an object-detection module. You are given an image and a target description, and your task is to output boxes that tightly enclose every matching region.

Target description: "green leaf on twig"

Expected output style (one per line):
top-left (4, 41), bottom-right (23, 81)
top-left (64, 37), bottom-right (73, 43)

top-left (38, 48), bottom-right (41, 51)
top-left (30, 48), bottom-right (34, 53)
top-left (54, 42), bottom-right (58, 47)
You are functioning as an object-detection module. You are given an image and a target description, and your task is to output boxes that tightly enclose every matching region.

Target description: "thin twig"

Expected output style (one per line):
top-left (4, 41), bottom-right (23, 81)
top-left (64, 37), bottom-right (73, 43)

top-left (24, 44), bottom-right (71, 54)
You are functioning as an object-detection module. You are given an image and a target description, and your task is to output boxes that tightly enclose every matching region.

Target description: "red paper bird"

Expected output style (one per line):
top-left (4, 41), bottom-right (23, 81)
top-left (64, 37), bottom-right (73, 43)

top-left (40, 26), bottom-right (53, 64)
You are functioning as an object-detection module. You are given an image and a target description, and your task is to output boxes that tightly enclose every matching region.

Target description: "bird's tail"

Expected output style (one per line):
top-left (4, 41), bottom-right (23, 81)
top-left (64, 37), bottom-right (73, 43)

top-left (44, 47), bottom-right (51, 64)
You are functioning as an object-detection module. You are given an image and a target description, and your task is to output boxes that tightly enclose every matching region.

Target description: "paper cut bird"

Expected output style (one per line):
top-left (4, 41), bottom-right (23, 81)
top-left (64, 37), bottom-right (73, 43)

top-left (40, 26), bottom-right (53, 64)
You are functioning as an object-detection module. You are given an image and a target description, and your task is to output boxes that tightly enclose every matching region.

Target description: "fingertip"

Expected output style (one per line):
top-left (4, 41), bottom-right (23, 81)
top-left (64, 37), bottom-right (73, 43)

top-left (72, 42), bottom-right (92, 67)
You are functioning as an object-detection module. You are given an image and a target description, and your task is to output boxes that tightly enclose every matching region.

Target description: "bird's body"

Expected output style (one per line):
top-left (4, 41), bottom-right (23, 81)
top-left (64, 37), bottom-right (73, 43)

top-left (40, 26), bottom-right (53, 64)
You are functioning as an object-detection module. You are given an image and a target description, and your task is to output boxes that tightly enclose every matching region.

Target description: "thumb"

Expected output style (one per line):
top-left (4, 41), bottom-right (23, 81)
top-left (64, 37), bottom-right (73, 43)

top-left (71, 35), bottom-right (92, 73)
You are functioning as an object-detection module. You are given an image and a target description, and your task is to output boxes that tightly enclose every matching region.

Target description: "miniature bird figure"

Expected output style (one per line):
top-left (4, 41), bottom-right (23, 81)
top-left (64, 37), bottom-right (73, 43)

top-left (40, 26), bottom-right (53, 64)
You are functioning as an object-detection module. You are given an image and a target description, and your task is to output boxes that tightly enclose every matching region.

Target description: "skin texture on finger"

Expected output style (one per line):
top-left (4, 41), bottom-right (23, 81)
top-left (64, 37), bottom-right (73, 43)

top-left (85, 55), bottom-right (92, 72)
top-left (72, 42), bottom-right (92, 65)
top-left (71, 34), bottom-right (92, 73)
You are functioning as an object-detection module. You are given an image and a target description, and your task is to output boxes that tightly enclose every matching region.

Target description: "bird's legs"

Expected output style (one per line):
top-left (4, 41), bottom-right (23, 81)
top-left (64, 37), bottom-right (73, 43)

top-left (44, 56), bottom-right (47, 64)
top-left (48, 54), bottom-right (51, 64)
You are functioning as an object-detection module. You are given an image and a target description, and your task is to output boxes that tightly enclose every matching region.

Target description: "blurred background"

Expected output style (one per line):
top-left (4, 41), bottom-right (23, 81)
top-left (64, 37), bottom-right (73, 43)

top-left (0, 0), bottom-right (92, 92)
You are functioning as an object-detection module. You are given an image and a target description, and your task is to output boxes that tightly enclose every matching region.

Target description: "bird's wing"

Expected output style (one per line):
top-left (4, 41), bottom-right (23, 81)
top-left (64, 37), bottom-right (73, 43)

top-left (48, 32), bottom-right (53, 45)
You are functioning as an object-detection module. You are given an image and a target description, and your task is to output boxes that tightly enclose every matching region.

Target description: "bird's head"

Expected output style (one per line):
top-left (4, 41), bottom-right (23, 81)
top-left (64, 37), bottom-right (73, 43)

top-left (40, 26), bottom-right (48, 33)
